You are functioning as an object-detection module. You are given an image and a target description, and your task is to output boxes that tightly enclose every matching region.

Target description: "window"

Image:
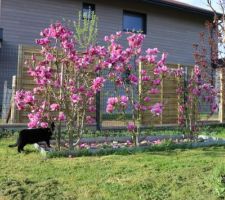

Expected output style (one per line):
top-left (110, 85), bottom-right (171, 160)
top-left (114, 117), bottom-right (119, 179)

top-left (82, 3), bottom-right (95, 20)
top-left (123, 10), bottom-right (146, 34)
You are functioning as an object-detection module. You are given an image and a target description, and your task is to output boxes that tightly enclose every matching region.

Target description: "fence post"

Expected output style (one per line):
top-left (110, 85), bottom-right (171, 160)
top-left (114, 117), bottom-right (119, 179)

top-left (1, 81), bottom-right (7, 121)
top-left (183, 66), bottom-right (189, 128)
top-left (10, 76), bottom-right (17, 123)
top-left (219, 68), bottom-right (225, 123)
top-left (96, 91), bottom-right (101, 131)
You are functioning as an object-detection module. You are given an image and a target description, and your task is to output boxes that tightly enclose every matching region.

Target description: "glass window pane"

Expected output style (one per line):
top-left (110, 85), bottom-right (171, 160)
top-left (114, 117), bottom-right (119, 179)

top-left (82, 3), bottom-right (95, 20)
top-left (123, 11), bottom-right (146, 33)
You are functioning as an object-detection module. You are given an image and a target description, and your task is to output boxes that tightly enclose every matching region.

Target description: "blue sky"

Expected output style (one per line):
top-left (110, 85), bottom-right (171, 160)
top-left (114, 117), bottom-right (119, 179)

top-left (177, 0), bottom-right (221, 12)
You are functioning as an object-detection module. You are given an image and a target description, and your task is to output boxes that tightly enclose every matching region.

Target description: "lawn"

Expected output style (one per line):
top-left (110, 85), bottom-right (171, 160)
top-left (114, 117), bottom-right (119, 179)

top-left (1, 136), bottom-right (225, 200)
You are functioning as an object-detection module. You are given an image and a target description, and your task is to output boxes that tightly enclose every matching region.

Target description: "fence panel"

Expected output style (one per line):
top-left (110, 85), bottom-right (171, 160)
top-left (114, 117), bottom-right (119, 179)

top-left (7, 44), bottom-right (223, 127)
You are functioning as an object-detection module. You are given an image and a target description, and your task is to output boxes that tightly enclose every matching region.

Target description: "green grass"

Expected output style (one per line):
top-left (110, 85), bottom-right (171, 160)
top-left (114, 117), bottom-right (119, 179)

top-left (1, 136), bottom-right (225, 199)
top-left (201, 126), bottom-right (225, 139)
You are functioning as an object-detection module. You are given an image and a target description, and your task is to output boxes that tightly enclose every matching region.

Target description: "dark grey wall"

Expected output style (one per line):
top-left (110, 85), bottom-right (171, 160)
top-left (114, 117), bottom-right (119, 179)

top-left (0, 0), bottom-right (210, 110)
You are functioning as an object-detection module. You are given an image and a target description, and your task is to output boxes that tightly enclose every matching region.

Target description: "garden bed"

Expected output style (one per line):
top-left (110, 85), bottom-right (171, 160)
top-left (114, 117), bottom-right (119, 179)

top-left (34, 134), bottom-right (225, 158)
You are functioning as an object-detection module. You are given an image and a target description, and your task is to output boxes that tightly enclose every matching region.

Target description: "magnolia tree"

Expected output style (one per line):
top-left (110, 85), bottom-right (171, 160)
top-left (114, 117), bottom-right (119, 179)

top-left (14, 21), bottom-right (175, 148)
top-left (103, 32), bottom-right (174, 146)
top-left (15, 22), bottom-right (106, 150)
top-left (175, 0), bottom-right (222, 134)
top-left (174, 31), bottom-right (219, 134)
top-left (175, 65), bottom-right (218, 134)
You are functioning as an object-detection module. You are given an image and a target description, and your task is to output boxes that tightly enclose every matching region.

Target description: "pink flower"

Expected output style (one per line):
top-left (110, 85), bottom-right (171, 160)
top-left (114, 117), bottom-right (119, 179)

top-left (127, 33), bottom-right (145, 49)
top-left (80, 143), bottom-right (87, 148)
top-left (106, 104), bottom-right (115, 113)
top-left (92, 77), bottom-right (105, 93)
top-left (120, 96), bottom-right (129, 107)
top-left (146, 48), bottom-right (159, 55)
top-left (107, 97), bottom-right (119, 106)
top-left (144, 96), bottom-right (151, 102)
top-left (14, 90), bottom-right (35, 110)
top-left (28, 120), bottom-right (38, 128)
top-left (194, 65), bottom-right (200, 76)
top-left (36, 38), bottom-right (50, 46)
top-left (153, 78), bottom-right (161, 85)
top-left (40, 122), bottom-right (48, 128)
top-left (88, 106), bottom-right (96, 113)
top-left (129, 74), bottom-right (138, 85)
top-left (142, 76), bottom-right (150, 82)
top-left (153, 139), bottom-right (161, 145)
top-left (161, 65), bottom-right (168, 73)
top-left (126, 140), bottom-right (132, 145)
top-left (127, 122), bottom-right (136, 132)
top-left (45, 53), bottom-right (56, 62)
top-left (24, 94), bottom-right (34, 104)
top-left (150, 103), bottom-right (163, 116)
top-left (148, 88), bottom-right (159, 94)
top-left (71, 94), bottom-right (82, 104)
top-left (86, 116), bottom-right (95, 124)
top-left (211, 103), bottom-right (218, 113)
top-left (58, 112), bottom-right (66, 121)
top-left (141, 70), bottom-right (147, 76)
top-left (50, 103), bottom-right (60, 111)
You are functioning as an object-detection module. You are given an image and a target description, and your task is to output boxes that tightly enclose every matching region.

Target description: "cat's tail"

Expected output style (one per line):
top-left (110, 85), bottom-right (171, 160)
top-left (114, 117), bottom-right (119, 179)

top-left (8, 142), bottom-right (18, 147)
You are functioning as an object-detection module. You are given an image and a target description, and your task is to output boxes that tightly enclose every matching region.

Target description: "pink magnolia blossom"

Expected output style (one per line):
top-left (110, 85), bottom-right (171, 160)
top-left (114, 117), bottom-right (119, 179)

top-left (40, 122), bottom-right (48, 128)
top-left (71, 94), bottom-right (82, 104)
top-left (15, 90), bottom-right (35, 110)
top-left (148, 88), bottom-right (159, 94)
top-left (129, 74), bottom-right (138, 85)
top-left (153, 78), bottom-right (161, 85)
top-left (58, 112), bottom-right (66, 121)
top-left (144, 96), bottom-right (151, 102)
top-left (23, 92), bottom-right (35, 104)
top-left (28, 120), bottom-right (38, 128)
top-left (142, 75), bottom-right (151, 82)
top-left (146, 48), bottom-right (159, 55)
top-left (92, 77), bottom-right (106, 93)
top-left (45, 53), bottom-right (56, 62)
top-left (150, 103), bottom-right (163, 116)
top-left (211, 103), bottom-right (218, 113)
top-left (106, 104), bottom-right (115, 113)
top-left (153, 139), bottom-right (162, 145)
top-left (36, 38), bottom-right (50, 46)
top-left (88, 106), bottom-right (96, 112)
top-left (50, 103), bottom-right (60, 111)
top-left (86, 116), bottom-right (95, 124)
top-left (107, 97), bottom-right (119, 106)
top-left (194, 65), bottom-right (200, 75)
top-left (120, 96), bottom-right (129, 107)
top-left (127, 33), bottom-right (145, 50)
top-left (127, 122), bottom-right (136, 132)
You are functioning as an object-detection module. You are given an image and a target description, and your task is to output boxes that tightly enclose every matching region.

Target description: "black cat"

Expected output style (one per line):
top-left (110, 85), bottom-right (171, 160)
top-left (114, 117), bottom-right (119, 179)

top-left (9, 122), bottom-right (55, 153)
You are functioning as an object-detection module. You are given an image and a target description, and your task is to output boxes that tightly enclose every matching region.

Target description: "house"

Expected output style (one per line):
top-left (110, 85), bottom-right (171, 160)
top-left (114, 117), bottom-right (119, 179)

top-left (0, 0), bottom-right (214, 117)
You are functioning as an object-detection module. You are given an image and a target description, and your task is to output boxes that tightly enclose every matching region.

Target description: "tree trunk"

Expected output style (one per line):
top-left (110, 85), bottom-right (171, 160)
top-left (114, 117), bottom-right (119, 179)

top-left (67, 121), bottom-right (74, 151)
top-left (57, 122), bottom-right (61, 151)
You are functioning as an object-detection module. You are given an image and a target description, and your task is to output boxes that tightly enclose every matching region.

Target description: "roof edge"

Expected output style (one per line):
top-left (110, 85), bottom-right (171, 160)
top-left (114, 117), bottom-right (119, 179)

top-left (140, 0), bottom-right (217, 17)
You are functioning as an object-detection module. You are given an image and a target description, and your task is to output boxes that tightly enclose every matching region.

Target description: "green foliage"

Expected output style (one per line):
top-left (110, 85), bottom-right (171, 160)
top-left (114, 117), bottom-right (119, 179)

top-left (102, 113), bottom-right (132, 120)
top-left (73, 11), bottom-right (98, 50)
top-left (0, 129), bottom-right (17, 139)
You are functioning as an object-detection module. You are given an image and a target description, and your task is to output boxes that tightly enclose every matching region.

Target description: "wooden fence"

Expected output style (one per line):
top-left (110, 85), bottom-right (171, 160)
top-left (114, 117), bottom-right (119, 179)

top-left (141, 63), bottom-right (182, 126)
top-left (6, 45), bottom-right (225, 126)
